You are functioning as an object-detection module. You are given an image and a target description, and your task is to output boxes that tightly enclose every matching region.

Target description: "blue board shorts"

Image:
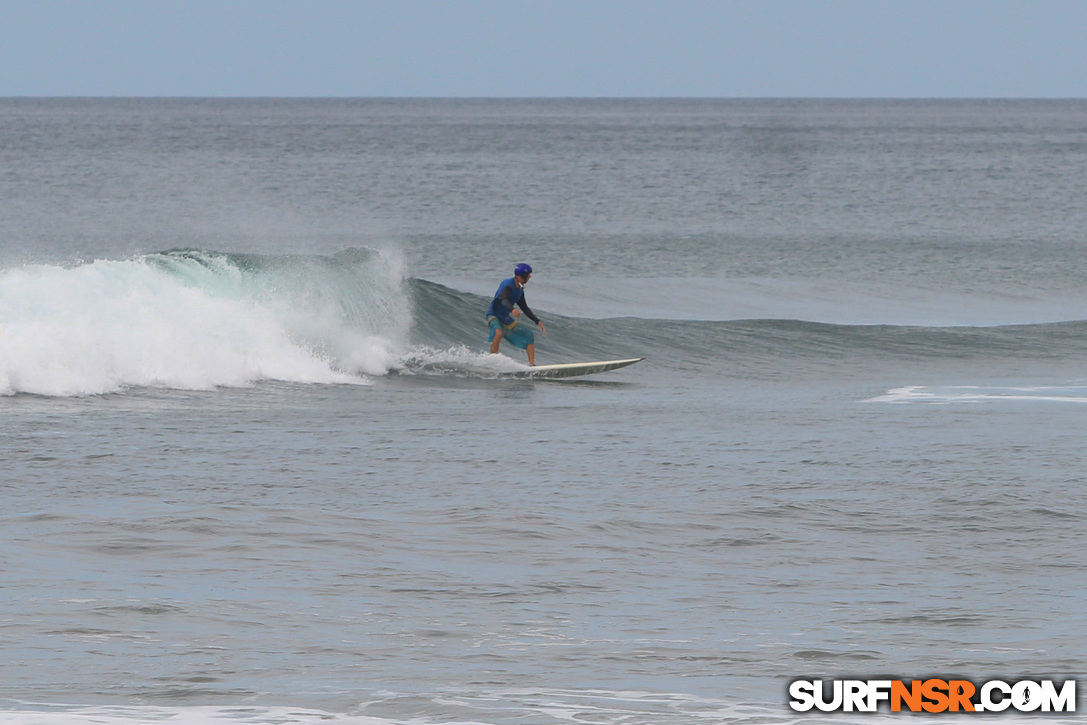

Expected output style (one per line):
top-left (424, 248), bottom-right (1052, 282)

top-left (487, 316), bottom-right (535, 349)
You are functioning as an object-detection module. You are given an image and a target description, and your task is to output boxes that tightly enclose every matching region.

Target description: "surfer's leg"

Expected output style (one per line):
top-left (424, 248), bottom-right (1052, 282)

top-left (526, 343), bottom-right (535, 366)
top-left (490, 328), bottom-right (503, 354)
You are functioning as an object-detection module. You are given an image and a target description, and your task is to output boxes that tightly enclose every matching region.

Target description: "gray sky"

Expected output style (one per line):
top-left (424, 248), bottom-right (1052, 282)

top-left (2, 0), bottom-right (1085, 97)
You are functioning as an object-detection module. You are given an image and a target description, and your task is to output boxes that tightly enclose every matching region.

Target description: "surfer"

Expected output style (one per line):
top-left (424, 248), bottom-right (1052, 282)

top-left (487, 263), bottom-right (547, 366)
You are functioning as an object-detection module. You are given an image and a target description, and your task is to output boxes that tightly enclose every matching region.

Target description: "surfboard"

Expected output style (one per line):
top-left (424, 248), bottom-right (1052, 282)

top-left (504, 357), bottom-right (644, 379)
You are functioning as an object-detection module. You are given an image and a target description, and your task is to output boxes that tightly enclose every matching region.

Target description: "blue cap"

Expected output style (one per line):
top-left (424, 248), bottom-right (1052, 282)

top-left (514, 263), bottom-right (532, 278)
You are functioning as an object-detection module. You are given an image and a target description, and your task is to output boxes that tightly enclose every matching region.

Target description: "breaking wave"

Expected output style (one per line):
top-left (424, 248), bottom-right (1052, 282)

top-left (0, 248), bottom-right (408, 396)
top-left (5, 247), bottom-right (1087, 396)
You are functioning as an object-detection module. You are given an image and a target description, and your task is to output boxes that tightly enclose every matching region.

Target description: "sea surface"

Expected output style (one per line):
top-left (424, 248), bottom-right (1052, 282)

top-left (1, 98), bottom-right (1085, 723)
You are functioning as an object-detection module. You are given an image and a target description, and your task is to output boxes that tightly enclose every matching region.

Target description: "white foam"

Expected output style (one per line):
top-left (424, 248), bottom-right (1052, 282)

top-left (0, 258), bottom-right (381, 396)
top-left (394, 345), bottom-right (530, 376)
top-left (866, 385), bottom-right (1087, 404)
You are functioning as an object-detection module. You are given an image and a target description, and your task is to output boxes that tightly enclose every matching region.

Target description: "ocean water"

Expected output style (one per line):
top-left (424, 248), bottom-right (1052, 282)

top-left (1, 98), bottom-right (1085, 723)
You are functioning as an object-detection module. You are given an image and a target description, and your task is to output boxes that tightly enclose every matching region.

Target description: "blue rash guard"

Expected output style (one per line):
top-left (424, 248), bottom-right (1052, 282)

top-left (487, 277), bottom-right (541, 326)
top-left (486, 277), bottom-right (542, 350)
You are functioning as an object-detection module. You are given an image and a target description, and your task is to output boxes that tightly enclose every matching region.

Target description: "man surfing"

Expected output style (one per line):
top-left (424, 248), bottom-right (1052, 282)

top-left (487, 263), bottom-right (547, 366)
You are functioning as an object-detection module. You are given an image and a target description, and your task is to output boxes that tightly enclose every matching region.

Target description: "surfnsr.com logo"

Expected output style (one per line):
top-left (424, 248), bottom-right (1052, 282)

top-left (788, 679), bottom-right (1077, 713)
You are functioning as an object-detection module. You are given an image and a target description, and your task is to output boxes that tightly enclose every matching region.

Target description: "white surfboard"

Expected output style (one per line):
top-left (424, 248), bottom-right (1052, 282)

top-left (504, 357), bottom-right (644, 379)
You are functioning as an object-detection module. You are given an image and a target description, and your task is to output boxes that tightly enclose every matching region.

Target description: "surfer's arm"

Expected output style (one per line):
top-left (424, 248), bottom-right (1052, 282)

top-left (516, 299), bottom-right (542, 326)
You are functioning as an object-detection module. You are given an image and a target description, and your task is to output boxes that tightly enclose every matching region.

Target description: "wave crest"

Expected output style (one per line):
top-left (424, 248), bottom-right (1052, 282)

top-left (0, 248), bottom-right (406, 396)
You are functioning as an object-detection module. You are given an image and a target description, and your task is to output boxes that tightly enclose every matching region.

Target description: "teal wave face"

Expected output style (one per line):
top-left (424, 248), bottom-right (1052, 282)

top-left (410, 276), bottom-right (1087, 364)
top-left (149, 247), bottom-right (409, 336)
